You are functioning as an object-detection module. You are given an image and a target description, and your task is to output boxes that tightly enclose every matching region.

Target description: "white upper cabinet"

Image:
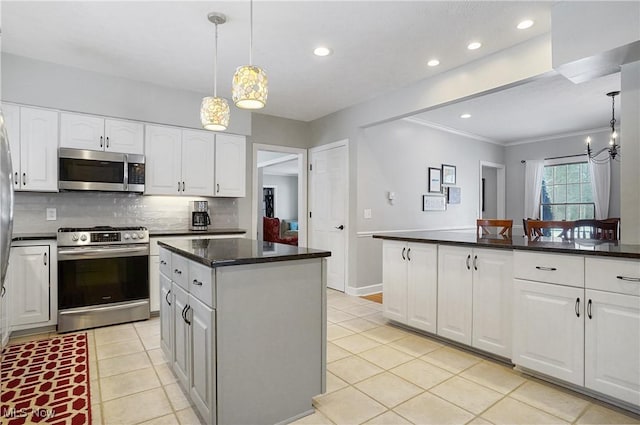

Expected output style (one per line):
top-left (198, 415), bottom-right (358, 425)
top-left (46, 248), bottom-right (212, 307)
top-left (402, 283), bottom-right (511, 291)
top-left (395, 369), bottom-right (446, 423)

top-left (18, 107), bottom-right (58, 192)
top-left (182, 130), bottom-right (215, 196)
top-left (214, 133), bottom-right (246, 197)
top-left (144, 125), bottom-right (183, 195)
top-left (2, 104), bottom-right (21, 190)
top-left (60, 112), bottom-right (143, 154)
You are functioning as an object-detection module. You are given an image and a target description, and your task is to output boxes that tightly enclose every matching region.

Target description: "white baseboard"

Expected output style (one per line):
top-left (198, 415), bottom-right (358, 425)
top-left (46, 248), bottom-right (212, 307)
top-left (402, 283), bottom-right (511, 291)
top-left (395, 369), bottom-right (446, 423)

top-left (345, 283), bottom-right (382, 296)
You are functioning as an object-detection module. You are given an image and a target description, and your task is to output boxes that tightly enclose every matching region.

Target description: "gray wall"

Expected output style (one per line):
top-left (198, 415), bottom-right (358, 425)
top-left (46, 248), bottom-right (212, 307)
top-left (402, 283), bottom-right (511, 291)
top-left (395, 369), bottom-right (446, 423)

top-left (263, 174), bottom-right (298, 221)
top-left (482, 166), bottom-right (498, 219)
top-left (356, 119), bottom-right (504, 290)
top-left (504, 129), bottom-right (620, 224)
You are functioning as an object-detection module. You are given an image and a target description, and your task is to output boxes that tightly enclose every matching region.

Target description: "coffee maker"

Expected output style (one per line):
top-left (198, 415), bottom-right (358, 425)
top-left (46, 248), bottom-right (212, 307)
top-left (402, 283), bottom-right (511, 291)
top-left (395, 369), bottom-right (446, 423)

top-left (190, 201), bottom-right (211, 231)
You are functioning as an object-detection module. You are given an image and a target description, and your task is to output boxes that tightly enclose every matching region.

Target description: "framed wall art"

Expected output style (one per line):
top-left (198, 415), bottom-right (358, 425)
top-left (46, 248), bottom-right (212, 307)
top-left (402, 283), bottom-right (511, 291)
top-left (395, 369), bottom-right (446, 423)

top-left (422, 195), bottom-right (446, 211)
top-left (428, 167), bottom-right (442, 193)
top-left (442, 164), bottom-right (456, 185)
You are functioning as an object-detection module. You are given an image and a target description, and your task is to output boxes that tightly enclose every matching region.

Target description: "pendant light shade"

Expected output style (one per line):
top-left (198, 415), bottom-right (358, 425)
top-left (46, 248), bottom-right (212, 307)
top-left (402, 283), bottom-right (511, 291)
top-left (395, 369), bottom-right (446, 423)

top-left (232, 65), bottom-right (268, 109)
top-left (232, 0), bottom-right (268, 109)
top-left (201, 12), bottom-right (230, 131)
top-left (201, 96), bottom-right (230, 131)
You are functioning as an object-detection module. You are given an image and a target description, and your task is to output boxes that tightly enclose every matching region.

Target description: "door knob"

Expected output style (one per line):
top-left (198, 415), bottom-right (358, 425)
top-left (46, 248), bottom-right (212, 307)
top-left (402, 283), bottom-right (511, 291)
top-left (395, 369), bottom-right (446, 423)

top-left (335, 225), bottom-right (344, 230)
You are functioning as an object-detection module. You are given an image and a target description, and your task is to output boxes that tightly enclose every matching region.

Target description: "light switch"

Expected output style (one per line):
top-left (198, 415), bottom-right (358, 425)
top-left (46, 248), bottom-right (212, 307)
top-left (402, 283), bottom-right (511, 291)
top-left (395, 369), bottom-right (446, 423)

top-left (46, 208), bottom-right (57, 221)
top-left (364, 209), bottom-right (372, 219)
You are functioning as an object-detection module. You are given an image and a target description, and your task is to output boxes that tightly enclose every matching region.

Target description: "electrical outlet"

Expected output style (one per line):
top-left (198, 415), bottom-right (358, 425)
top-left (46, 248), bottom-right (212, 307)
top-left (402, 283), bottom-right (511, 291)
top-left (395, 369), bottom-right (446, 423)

top-left (46, 208), bottom-right (57, 221)
top-left (364, 209), bottom-right (372, 219)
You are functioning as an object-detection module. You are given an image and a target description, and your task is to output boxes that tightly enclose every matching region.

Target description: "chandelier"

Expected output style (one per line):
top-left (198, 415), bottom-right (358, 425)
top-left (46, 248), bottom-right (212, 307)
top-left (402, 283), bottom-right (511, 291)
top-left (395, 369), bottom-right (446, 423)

top-left (586, 91), bottom-right (620, 163)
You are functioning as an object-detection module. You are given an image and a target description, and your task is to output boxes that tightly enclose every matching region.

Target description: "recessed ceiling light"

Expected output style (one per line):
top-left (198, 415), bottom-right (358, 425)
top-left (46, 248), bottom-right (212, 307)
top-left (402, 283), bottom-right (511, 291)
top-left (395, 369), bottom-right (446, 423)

top-left (517, 19), bottom-right (534, 30)
top-left (427, 59), bottom-right (440, 67)
top-left (467, 42), bottom-right (482, 50)
top-left (313, 46), bottom-right (332, 57)
top-left (460, 113), bottom-right (472, 119)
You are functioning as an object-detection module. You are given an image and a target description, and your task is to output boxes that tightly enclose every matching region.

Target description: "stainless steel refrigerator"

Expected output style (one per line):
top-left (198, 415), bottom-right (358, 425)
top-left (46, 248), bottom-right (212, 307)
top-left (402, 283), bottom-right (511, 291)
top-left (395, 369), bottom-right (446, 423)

top-left (0, 109), bottom-right (15, 351)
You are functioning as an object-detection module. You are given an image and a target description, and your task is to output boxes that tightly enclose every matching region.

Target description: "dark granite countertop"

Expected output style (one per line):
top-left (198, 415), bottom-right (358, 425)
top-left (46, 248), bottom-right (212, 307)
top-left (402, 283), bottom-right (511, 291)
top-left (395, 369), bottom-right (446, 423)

top-left (149, 228), bottom-right (246, 237)
top-left (12, 232), bottom-right (57, 241)
top-left (158, 238), bottom-right (331, 268)
top-left (373, 231), bottom-right (640, 259)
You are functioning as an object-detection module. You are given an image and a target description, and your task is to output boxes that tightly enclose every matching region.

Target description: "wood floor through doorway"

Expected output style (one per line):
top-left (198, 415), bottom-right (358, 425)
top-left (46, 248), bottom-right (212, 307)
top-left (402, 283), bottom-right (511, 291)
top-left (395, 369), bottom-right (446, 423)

top-left (360, 293), bottom-right (382, 304)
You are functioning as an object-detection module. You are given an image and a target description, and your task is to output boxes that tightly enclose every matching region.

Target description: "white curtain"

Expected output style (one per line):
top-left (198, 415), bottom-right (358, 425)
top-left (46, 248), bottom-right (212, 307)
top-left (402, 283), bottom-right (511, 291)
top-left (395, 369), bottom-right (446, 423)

top-left (588, 160), bottom-right (611, 219)
top-left (524, 160), bottom-right (545, 219)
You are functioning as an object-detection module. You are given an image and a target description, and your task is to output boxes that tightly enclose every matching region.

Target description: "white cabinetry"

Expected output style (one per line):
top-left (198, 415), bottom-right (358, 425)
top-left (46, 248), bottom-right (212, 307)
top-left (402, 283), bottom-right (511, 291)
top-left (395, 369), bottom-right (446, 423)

top-left (60, 112), bottom-right (143, 154)
top-left (144, 125), bottom-right (245, 197)
top-left (2, 104), bottom-right (58, 192)
top-left (382, 241), bottom-right (437, 333)
top-left (8, 245), bottom-right (51, 327)
top-left (437, 245), bottom-right (512, 357)
top-left (214, 133), bottom-right (246, 197)
top-left (159, 272), bottom-right (173, 359)
top-left (0, 276), bottom-right (9, 348)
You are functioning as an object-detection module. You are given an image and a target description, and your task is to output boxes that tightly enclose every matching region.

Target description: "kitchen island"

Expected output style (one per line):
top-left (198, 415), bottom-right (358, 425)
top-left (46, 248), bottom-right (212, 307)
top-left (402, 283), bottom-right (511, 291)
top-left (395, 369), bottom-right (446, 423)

top-left (157, 238), bottom-right (331, 425)
top-left (373, 230), bottom-right (640, 412)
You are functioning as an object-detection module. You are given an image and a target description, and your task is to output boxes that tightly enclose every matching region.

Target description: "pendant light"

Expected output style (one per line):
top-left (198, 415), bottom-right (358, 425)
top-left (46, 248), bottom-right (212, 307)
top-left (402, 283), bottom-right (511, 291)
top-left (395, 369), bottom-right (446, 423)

top-left (586, 91), bottom-right (621, 163)
top-left (201, 12), bottom-right (230, 131)
top-left (232, 0), bottom-right (268, 109)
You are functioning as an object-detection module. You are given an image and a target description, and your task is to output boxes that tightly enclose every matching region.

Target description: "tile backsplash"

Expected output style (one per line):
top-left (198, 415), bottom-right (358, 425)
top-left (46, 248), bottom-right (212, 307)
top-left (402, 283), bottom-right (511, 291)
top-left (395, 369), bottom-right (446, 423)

top-left (13, 192), bottom-right (239, 233)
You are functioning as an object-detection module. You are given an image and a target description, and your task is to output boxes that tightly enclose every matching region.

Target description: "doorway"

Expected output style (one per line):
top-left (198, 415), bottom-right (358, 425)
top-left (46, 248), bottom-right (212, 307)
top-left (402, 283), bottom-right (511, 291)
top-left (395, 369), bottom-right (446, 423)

top-left (252, 144), bottom-right (307, 247)
top-left (309, 140), bottom-right (348, 292)
top-left (479, 161), bottom-right (506, 219)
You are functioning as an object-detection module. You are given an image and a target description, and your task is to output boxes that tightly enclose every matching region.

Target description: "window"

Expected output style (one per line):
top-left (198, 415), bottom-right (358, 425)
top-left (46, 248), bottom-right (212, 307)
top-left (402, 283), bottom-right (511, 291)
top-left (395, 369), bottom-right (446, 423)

top-left (540, 162), bottom-right (594, 220)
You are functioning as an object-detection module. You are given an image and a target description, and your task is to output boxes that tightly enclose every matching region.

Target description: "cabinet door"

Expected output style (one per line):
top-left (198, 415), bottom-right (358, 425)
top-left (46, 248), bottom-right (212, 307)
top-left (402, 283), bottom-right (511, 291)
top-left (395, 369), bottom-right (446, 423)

top-left (406, 243), bottom-right (437, 333)
top-left (512, 279), bottom-right (584, 386)
top-left (60, 112), bottom-right (104, 151)
top-left (585, 289), bottom-right (640, 405)
top-left (214, 134), bottom-right (246, 197)
top-left (172, 283), bottom-right (190, 389)
top-left (10, 246), bottom-right (50, 326)
top-left (104, 119), bottom-right (144, 154)
top-left (149, 256), bottom-right (160, 313)
top-left (382, 241), bottom-right (408, 323)
top-left (189, 296), bottom-right (216, 423)
top-left (144, 125), bottom-right (182, 195)
top-left (182, 130), bottom-right (215, 196)
top-left (2, 103), bottom-right (21, 189)
top-left (472, 249), bottom-right (512, 357)
top-left (0, 274), bottom-right (9, 349)
top-left (437, 245), bottom-right (472, 345)
top-left (20, 107), bottom-right (58, 191)
top-left (160, 273), bottom-right (173, 363)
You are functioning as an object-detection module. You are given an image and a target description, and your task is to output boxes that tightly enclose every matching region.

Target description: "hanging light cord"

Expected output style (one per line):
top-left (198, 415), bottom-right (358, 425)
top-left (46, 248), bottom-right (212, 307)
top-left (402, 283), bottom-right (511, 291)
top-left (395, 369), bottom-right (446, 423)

top-left (213, 21), bottom-right (219, 97)
top-left (610, 92), bottom-right (616, 136)
top-left (249, 0), bottom-right (253, 65)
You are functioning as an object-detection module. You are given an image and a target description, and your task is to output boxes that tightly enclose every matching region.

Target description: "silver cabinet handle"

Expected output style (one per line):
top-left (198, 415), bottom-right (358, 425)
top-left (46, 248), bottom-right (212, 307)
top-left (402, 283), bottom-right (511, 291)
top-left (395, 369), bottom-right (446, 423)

top-left (1, 286), bottom-right (5, 297)
top-left (182, 181), bottom-right (185, 191)
top-left (192, 279), bottom-right (203, 286)
top-left (14, 172), bottom-right (18, 185)
top-left (22, 172), bottom-right (26, 185)
top-left (216, 183), bottom-right (220, 193)
top-left (165, 289), bottom-right (171, 306)
top-left (587, 299), bottom-right (592, 319)
top-left (401, 247), bottom-right (406, 260)
top-left (473, 255), bottom-right (478, 270)
top-left (174, 268), bottom-right (182, 275)
top-left (466, 254), bottom-right (471, 270)
top-left (43, 252), bottom-right (47, 266)
top-left (178, 182), bottom-right (181, 192)
top-left (575, 298), bottom-right (580, 318)
top-left (616, 275), bottom-right (640, 282)
top-left (535, 266), bottom-right (557, 271)
top-left (100, 136), bottom-right (103, 148)
top-left (160, 260), bottom-right (167, 265)
top-left (407, 248), bottom-right (411, 261)
top-left (106, 136), bottom-right (110, 148)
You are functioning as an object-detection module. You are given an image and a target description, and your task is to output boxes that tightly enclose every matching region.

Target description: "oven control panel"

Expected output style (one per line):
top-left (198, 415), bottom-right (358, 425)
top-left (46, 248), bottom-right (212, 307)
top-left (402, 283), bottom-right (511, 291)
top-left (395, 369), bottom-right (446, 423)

top-left (57, 227), bottom-right (149, 246)
top-left (91, 232), bottom-right (121, 243)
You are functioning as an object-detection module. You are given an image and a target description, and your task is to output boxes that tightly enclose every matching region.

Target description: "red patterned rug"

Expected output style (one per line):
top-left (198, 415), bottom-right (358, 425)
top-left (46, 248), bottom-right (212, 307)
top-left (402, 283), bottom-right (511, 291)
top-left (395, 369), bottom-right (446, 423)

top-left (0, 333), bottom-right (91, 425)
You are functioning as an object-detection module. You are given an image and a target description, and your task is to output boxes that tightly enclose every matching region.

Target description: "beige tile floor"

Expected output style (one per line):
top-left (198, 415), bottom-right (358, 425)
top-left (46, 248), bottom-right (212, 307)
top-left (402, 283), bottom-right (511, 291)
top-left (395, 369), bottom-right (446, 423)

top-left (6, 289), bottom-right (640, 425)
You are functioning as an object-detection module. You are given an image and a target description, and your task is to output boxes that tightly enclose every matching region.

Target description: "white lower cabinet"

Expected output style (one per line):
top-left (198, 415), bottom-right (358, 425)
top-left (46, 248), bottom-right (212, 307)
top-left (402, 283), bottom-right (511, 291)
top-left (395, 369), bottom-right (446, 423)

top-left (171, 282), bottom-right (190, 389)
top-left (382, 241), bottom-right (437, 333)
top-left (513, 279), bottom-right (584, 385)
top-left (585, 289), bottom-right (640, 406)
top-left (0, 277), bottom-right (9, 349)
top-left (189, 295), bottom-right (215, 420)
top-left (437, 245), bottom-right (512, 357)
top-left (159, 273), bottom-right (173, 362)
top-left (9, 245), bottom-right (51, 327)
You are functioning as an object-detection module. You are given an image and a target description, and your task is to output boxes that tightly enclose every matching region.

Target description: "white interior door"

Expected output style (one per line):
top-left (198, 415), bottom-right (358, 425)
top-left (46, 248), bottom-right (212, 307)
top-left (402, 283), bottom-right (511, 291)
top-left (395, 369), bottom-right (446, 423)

top-left (309, 143), bottom-right (347, 292)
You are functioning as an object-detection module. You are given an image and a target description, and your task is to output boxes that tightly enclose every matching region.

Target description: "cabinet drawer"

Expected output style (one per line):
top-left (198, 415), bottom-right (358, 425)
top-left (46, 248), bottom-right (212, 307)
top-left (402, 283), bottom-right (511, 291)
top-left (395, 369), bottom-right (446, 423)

top-left (514, 251), bottom-right (584, 287)
top-left (585, 257), bottom-right (640, 296)
top-left (189, 260), bottom-right (215, 308)
top-left (159, 248), bottom-right (171, 277)
top-left (171, 253), bottom-right (189, 290)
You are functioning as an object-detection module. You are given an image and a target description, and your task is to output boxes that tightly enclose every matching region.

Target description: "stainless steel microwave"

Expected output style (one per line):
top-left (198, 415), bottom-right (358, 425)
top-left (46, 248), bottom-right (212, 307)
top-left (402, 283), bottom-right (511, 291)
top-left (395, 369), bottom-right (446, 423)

top-left (58, 148), bottom-right (145, 192)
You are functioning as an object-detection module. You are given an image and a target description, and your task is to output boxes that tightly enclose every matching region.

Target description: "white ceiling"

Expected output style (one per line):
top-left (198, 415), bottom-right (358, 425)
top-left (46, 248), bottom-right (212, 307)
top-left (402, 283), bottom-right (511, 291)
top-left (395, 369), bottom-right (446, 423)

top-left (1, 1), bottom-right (553, 122)
top-left (262, 159), bottom-right (299, 176)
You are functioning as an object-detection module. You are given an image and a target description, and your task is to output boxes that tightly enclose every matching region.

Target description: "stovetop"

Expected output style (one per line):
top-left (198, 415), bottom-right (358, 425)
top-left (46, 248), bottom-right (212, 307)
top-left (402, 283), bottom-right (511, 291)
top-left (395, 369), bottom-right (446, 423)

top-left (57, 226), bottom-right (149, 246)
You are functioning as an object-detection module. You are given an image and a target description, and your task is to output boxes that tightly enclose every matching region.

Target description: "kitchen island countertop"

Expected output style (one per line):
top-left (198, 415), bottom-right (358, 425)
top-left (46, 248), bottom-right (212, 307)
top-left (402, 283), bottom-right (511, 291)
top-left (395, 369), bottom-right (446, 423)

top-left (158, 237), bottom-right (331, 267)
top-left (373, 230), bottom-right (640, 259)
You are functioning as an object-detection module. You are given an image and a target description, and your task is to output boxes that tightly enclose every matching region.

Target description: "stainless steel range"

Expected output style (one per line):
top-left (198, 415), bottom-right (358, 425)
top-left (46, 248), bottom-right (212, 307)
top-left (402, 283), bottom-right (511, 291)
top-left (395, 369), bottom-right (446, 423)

top-left (57, 226), bottom-right (150, 332)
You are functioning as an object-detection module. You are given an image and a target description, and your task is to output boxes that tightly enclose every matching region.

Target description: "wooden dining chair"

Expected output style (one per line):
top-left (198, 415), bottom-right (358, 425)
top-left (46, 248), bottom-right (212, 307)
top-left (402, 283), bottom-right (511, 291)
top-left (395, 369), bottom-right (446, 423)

top-left (526, 220), bottom-right (575, 240)
top-left (476, 219), bottom-right (513, 238)
top-left (574, 219), bottom-right (619, 241)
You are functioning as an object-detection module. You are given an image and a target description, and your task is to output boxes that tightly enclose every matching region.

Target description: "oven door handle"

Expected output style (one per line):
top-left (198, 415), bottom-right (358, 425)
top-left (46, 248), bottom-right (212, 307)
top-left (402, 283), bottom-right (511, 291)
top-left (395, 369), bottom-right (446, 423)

top-left (58, 245), bottom-right (149, 260)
